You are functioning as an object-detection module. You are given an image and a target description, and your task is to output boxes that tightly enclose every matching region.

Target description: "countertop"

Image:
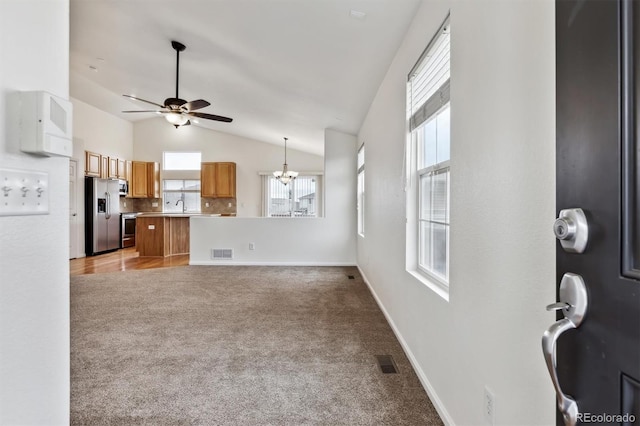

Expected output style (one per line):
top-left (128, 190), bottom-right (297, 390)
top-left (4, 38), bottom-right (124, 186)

top-left (136, 213), bottom-right (222, 218)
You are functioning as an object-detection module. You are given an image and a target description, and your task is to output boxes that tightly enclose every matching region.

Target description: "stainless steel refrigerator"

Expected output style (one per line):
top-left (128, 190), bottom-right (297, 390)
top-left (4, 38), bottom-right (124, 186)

top-left (85, 177), bottom-right (121, 256)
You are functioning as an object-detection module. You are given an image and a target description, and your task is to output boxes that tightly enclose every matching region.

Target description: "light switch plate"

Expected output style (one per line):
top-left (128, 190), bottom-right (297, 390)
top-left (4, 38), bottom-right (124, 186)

top-left (0, 168), bottom-right (49, 216)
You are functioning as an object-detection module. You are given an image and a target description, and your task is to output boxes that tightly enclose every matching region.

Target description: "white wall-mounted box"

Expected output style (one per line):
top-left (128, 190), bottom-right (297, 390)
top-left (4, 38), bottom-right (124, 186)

top-left (17, 91), bottom-right (73, 157)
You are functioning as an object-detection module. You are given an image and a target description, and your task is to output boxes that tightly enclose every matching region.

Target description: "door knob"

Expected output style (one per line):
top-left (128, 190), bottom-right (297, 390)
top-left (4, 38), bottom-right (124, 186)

top-left (542, 273), bottom-right (588, 426)
top-left (554, 208), bottom-right (588, 253)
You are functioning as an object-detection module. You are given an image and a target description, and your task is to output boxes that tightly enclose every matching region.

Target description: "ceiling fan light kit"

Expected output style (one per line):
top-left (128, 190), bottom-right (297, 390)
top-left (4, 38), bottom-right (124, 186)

top-left (274, 137), bottom-right (298, 185)
top-left (122, 40), bottom-right (233, 128)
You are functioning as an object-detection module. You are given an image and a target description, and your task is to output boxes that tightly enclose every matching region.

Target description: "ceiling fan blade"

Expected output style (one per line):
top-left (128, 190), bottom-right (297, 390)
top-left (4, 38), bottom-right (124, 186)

top-left (182, 99), bottom-right (210, 111)
top-left (121, 110), bottom-right (162, 113)
top-left (122, 94), bottom-right (165, 109)
top-left (189, 111), bottom-right (233, 123)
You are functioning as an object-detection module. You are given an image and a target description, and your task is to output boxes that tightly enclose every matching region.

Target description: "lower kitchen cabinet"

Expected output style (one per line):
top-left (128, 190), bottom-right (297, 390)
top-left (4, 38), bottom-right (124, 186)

top-left (136, 216), bottom-right (189, 257)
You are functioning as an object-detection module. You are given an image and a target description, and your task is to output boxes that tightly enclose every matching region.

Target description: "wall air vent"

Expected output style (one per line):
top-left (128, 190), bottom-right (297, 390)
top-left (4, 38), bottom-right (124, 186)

top-left (211, 248), bottom-right (233, 260)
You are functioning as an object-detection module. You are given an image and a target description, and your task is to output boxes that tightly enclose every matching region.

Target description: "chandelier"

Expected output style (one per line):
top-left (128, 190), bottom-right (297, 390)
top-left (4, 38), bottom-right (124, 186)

top-left (273, 137), bottom-right (298, 185)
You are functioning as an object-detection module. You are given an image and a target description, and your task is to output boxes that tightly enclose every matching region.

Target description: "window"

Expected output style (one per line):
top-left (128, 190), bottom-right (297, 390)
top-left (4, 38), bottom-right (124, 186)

top-left (162, 152), bottom-right (202, 213)
top-left (163, 180), bottom-right (201, 213)
top-left (163, 152), bottom-right (201, 170)
top-left (357, 144), bottom-right (365, 236)
top-left (262, 175), bottom-right (322, 217)
top-left (407, 17), bottom-right (450, 290)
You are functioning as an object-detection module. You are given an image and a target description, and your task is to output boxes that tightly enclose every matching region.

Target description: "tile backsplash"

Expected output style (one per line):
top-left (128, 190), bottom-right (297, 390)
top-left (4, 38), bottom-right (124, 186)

top-left (119, 197), bottom-right (237, 215)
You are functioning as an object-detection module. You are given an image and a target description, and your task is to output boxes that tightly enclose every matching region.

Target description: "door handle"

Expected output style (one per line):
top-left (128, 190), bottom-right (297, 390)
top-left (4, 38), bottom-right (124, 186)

top-left (542, 273), bottom-right (588, 426)
top-left (105, 192), bottom-right (111, 219)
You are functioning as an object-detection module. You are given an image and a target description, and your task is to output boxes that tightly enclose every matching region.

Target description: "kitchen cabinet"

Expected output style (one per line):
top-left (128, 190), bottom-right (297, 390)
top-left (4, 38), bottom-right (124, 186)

top-left (85, 150), bottom-right (128, 180)
top-left (147, 161), bottom-right (160, 198)
top-left (100, 156), bottom-right (108, 179)
top-left (201, 162), bottom-right (236, 198)
top-left (131, 161), bottom-right (148, 198)
top-left (85, 151), bottom-right (101, 177)
top-left (130, 161), bottom-right (160, 198)
top-left (136, 215), bottom-right (189, 257)
top-left (108, 157), bottom-right (118, 179)
top-left (117, 158), bottom-right (127, 179)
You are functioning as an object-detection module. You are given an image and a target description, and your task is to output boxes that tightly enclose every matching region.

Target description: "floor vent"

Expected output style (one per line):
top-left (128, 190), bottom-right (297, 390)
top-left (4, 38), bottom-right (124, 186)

top-left (347, 275), bottom-right (355, 280)
top-left (211, 248), bottom-right (233, 260)
top-left (375, 355), bottom-right (398, 374)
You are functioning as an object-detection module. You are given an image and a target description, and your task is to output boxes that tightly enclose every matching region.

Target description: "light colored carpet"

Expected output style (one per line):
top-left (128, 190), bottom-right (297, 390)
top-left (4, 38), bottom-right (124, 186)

top-left (71, 266), bottom-right (442, 425)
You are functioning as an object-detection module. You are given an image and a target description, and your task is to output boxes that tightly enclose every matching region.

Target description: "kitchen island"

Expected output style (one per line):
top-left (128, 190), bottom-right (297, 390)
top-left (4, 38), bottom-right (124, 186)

top-left (136, 213), bottom-right (220, 257)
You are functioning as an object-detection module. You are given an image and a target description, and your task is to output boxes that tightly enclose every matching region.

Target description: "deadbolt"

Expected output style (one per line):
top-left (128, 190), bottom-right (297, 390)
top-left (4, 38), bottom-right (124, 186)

top-left (554, 208), bottom-right (588, 253)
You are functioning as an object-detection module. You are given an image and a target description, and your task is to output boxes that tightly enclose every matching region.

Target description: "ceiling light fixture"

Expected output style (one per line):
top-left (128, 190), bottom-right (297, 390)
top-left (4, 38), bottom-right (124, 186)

top-left (165, 111), bottom-right (189, 126)
top-left (273, 137), bottom-right (298, 185)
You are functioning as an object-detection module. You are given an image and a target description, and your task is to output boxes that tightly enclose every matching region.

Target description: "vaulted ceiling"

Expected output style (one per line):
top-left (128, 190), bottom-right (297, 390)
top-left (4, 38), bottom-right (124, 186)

top-left (70, 0), bottom-right (421, 155)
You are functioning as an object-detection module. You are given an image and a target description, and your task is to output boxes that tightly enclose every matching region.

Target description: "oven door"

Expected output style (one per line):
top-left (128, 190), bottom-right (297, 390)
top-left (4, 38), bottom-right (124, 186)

top-left (121, 215), bottom-right (136, 248)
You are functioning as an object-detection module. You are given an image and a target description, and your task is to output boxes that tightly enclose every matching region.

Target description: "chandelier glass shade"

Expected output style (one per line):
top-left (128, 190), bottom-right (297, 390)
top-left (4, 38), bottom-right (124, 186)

top-left (273, 137), bottom-right (298, 185)
top-left (165, 111), bottom-right (189, 126)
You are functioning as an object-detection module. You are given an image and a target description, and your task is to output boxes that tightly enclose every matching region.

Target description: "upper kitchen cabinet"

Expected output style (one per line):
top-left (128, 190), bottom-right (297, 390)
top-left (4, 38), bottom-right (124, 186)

top-left (147, 162), bottom-right (160, 198)
top-left (130, 161), bottom-right (160, 198)
top-left (85, 151), bottom-right (127, 180)
top-left (108, 157), bottom-right (119, 179)
top-left (85, 151), bottom-right (101, 177)
top-left (117, 158), bottom-right (127, 180)
top-left (201, 162), bottom-right (236, 198)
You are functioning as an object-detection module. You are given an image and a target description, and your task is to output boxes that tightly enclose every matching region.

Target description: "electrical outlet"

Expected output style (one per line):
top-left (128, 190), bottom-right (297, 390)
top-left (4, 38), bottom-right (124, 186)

top-left (249, 242), bottom-right (255, 250)
top-left (484, 386), bottom-right (495, 425)
top-left (152, 202), bottom-right (158, 207)
top-left (205, 202), bottom-right (210, 207)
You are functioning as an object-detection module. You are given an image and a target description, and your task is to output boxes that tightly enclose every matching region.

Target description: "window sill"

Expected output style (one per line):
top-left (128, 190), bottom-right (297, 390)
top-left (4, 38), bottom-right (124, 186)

top-left (407, 269), bottom-right (449, 302)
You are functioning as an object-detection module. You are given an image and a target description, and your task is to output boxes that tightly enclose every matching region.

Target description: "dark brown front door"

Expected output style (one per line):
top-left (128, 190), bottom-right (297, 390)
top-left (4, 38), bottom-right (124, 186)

top-left (553, 0), bottom-right (640, 424)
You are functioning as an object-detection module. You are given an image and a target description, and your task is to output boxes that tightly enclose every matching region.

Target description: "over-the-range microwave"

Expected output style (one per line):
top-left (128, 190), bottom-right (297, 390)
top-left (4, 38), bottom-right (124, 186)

top-left (118, 179), bottom-right (128, 196)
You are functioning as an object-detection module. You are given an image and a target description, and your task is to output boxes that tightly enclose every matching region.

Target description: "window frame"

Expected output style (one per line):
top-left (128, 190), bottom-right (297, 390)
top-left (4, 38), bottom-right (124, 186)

top-left (162, 151), bottom-right (202, 171)
top-left (357, 143), bottom-right (365, 236)
top-left (162, 179), bottom-right (202, 213)
top-left (261, 173), bottom-right (323, 218)
top-left (406, 14), bottom-right (451, 298)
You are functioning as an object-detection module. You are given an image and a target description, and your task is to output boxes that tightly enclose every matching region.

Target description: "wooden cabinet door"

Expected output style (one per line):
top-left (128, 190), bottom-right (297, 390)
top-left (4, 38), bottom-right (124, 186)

top-left (85, 151), bottom-right (101, 177)
top-left (201, 162), bottom-right (217, 197)
top-left (131, 161), bottom-right (148, 198)
top-left (215, 162), bottom-right (236, 198)
top-left (201, 162), bottom-right (236, 198)
top-left (100, 155), bottom-right (108, 178)
top-left (125, 160), bottom-right (132, 196)
top-left (147, 162), bottom-right (160, 199)
top-left (117, 158), bottom-right (126, 179)
top-left (108, 157), bottom-right (118, 179)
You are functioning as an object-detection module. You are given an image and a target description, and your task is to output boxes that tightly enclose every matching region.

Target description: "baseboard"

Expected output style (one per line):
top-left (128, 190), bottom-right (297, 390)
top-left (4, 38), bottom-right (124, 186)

top-left (356, 265), bottom-right (454, 426)
top-left (189, 260), bottom-right (357, 266)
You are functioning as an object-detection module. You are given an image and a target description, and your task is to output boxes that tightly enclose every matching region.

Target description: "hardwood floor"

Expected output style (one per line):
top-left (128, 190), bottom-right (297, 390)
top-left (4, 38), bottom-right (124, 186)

top-left (70, 247), bottom-right (189, 276)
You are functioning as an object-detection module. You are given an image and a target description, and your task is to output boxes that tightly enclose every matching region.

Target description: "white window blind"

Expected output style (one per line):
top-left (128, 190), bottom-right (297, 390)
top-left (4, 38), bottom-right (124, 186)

top-left (261, 174), bottom-right (322, 217)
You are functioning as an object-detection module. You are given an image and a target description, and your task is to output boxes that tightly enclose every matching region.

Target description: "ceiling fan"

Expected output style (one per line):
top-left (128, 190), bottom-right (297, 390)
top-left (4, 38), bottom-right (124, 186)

top-left (122, 40), bottom-right (233, 128)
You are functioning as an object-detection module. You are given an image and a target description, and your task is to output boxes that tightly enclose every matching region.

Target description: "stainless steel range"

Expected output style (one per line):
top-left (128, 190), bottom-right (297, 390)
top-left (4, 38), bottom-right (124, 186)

top-left (121, 213), bottom-right (137, 248)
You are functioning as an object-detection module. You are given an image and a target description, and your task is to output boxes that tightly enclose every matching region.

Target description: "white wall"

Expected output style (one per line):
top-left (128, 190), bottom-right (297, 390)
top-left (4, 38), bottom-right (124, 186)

top-left (71, 97), bottom-right (134, 159)
top-left (190, 128), bottom-right (356, 265)
top-left (357, 1), bottom-right (556, 425)
top-left (0, 0), bottom-right (70, 424)
top-left (133, 118), bottom-right (324, 216)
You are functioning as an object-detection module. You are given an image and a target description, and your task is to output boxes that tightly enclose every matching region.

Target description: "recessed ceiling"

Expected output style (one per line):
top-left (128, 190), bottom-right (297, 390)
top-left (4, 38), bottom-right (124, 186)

top-left (70, 0), bottom-right (421, 155)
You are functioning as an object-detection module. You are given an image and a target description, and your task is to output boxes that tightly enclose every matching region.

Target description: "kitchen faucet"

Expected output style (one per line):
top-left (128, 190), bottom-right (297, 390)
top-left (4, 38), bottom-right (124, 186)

top-left (175, 194), bottom-right (186, 213)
